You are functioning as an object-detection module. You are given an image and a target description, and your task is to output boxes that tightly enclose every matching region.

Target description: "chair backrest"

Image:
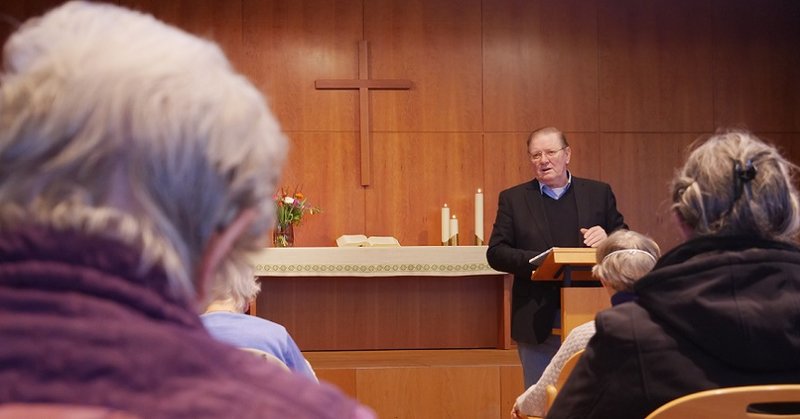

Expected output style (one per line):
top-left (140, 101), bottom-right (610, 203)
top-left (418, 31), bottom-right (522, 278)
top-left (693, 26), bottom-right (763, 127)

top-left (645, 385), bottom-right (800, 419)
top-left (239, 347), bottom-right (291, 372)
top-left (544, 349), bottom-right (585, 414)
top-left (0, 403), bottom-right (140, 418)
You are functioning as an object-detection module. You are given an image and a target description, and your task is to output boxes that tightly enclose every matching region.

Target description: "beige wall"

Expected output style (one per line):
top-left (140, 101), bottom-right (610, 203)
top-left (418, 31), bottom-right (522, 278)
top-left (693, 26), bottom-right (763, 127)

top-left (4, 0), bottom-right (799, 251)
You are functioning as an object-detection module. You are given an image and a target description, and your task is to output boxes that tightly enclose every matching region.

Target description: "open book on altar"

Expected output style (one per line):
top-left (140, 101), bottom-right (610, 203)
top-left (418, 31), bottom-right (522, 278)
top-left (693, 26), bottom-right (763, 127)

top-left (336, 234), bottom-right (400, 248)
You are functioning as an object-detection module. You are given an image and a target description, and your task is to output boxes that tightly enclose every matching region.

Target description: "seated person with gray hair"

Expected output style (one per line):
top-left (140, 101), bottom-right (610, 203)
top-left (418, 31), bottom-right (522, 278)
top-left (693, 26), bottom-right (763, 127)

top-left (512, 229), bottom-right (660, 418)
top-left (202, 267), bottom-right (316, 380)
top-left (0, 2), bottom-right (372, 418)
top-left (548, 130), bottom-right (800, 419)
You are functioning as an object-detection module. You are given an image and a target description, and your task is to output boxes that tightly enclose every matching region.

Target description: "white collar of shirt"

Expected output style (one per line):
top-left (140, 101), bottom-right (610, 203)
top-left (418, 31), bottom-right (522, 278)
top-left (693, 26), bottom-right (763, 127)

top-left (539, 171), bottom-right (572, 200)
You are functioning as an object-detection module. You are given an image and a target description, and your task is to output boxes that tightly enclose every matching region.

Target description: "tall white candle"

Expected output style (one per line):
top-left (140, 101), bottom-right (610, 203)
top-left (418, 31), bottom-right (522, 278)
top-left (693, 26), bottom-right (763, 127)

top-left (475, 188), bottom-right (484, 244)
top-left (441, 204), bottom-right (450, 245)
top-left (449, 214), bottom-right (459, 245)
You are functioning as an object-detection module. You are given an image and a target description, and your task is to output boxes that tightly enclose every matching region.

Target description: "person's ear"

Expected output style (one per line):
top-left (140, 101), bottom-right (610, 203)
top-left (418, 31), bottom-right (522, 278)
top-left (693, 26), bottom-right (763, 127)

top-left (195, 209), bottom-right (257, 310)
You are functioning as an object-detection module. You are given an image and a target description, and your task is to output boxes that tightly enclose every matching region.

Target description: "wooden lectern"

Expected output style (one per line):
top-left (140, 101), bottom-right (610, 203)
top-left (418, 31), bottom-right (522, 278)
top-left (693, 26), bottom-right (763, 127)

top-left (531, 248), bottom-right (610, 342)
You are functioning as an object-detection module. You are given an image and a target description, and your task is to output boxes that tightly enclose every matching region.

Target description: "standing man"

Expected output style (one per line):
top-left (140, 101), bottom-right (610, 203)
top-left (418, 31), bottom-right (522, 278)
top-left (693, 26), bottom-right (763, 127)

top-left (486, 127), bottom-right (626, 388)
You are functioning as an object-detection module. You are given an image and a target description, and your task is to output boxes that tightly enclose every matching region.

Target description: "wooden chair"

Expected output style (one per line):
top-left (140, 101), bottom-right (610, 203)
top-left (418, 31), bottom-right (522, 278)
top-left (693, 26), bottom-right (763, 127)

top-left (516, 351), bottom-right (586, 419)
top-left (0, 403), bottom-right (140, 418)
top-left (544, 349), bottom-right (585, 413)
top-left (645, 385), bottom-right (800, 419)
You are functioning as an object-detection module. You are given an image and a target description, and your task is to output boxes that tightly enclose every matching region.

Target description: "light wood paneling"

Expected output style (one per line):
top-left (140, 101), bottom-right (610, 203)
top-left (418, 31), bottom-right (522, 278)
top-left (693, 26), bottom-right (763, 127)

top-left (561, 288), bottom-right (610, 342)
top-left (598, 133), bottom-right (698, 251)
top-left (365, 0), bottom-right (482, 132)
top-left (315, 369), bottom-right (357, 399)
top-left (258, 275), bottom-right (503, 351)
top-left (598, 0), bottom-right (714, 132)
top-left (241, 0), bottom-right (363, 131)
top-left (277, 132), bottom-right (365, 247)
top-left (306, 350), bottom-right (523, 418)
top-left (483, 0), bottom-right (599, 132)
top-left (367, 133), bottom-right (483, 245)
top-left (305, 348), bottom-right (521, 368)
top-left (358, 366), bottom-right (501, 418)
top-left (500, 366), bottom-right (526, 417)
top-left (713, 0), bottom-right (800, 132)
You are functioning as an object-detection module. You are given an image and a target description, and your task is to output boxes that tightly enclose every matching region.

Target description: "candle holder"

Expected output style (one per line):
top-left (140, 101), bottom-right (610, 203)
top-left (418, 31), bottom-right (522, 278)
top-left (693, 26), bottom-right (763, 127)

top-left (448, 234), bottom-right (459, 246)
top-left (475, 236), bottom-right (484, 246)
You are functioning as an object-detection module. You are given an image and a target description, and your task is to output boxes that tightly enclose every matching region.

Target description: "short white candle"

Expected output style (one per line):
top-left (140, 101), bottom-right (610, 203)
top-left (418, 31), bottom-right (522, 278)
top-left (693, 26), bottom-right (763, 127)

top-left (449, 214), bottom-right (459, 241)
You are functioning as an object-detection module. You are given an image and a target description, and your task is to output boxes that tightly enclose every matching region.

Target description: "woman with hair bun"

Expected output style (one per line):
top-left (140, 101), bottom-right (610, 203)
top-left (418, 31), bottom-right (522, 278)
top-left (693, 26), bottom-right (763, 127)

top-left (548, 130), bottom-right (800, 419)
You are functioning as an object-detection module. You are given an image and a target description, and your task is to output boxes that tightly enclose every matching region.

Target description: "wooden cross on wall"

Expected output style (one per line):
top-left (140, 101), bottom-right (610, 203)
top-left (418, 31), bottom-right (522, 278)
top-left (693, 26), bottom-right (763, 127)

top-left (315, 40), bottom-right (413, 186)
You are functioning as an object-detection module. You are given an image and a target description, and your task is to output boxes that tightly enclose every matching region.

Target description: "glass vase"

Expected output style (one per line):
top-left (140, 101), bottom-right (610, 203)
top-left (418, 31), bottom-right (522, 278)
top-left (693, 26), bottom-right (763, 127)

top-left (273, 223), bottom-right (295, 247)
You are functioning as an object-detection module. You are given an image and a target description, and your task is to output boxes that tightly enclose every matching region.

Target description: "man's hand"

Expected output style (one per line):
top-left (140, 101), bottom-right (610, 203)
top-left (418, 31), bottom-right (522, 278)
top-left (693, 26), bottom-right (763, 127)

top-left (580, 226), bottom-right (607, 247)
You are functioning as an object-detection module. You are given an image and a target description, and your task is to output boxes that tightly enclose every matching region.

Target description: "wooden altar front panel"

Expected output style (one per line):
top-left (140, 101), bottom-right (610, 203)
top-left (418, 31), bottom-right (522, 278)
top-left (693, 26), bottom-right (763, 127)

top-left (255, 273), bottom-right (512, 351)
top-left (250, 246), bottom-right (511, 351)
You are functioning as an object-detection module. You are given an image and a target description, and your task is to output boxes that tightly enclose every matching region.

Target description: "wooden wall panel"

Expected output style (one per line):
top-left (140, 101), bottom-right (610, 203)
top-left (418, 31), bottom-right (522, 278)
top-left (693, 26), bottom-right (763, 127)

top-left (598, 0), bottom-right (714, 132)
top-left (314, 369), bottom-right (358, 399)
top-left (598, 133), bottom-right (698, 251)
top-left (482, 134), bottom-right (531, 243)
top-left (368, 133), bottom-right (483, 245)
top-left (278, 132), bottom-right (365, 247)
top-left (483, 0), bottom-right (599, 132)
top-left (357, 367), bottom-right (501, 418)
top-left (365, 0), bottom-right (482, 132)
top-left (500, 366), bottom-right (525, 417)
top-left (305, 350), bottom-right (523, 418)
top-left (241, 0), bottom-right (363, 131)
top-left (713, 0), bottom-right (800, 132)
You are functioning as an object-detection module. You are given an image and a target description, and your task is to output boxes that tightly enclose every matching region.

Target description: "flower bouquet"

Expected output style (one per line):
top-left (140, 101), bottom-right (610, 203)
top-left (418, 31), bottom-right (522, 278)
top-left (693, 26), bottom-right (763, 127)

top-left (273, 188), bottom-right (320, 247)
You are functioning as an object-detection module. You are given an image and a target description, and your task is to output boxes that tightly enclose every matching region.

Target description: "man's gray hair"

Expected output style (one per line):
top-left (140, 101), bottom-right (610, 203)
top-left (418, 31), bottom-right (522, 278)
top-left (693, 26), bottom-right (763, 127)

top-left (0, 1), bottom-right (287, 303)
top-left (671, 130), bottom-right (800, 242)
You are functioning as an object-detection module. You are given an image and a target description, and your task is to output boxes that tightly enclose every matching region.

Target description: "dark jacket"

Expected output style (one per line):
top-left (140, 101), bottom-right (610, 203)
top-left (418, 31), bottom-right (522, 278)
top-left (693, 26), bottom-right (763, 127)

top-left (547, 235), bottom-right (800, 419)
top-left (0, 226), bottom-right (363, 419)
top-left (486, 177), bottom-right (626, 343)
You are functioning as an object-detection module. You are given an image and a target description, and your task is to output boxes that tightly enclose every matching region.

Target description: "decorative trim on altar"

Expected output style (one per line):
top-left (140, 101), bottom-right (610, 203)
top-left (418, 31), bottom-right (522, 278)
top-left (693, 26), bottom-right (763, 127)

top-left (250, 246), bottom-right (500, 277)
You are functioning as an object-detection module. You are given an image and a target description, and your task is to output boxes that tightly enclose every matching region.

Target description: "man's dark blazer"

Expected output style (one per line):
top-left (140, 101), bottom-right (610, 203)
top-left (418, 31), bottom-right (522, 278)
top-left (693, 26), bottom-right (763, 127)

top-left (486, 176), bottom-right (626, 344)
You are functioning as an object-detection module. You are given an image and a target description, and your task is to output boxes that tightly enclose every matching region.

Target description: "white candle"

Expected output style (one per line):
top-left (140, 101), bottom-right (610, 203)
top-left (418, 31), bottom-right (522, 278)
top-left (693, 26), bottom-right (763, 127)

top-left (441, 204), bottom-right (450, 245)
top-left (449, 214), bottom-right (459, 245)
top-left (475, 188), bottom-right (484, 244)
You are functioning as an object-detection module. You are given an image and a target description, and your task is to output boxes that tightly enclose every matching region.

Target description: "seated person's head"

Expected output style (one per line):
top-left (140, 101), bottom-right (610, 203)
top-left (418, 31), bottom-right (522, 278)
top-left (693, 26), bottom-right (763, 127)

top-left (592, 230), bottom-right (660, 293)
top-left (671, 130), bottom-right (800, 242)
top-left (205, 266), bottom-right (261, 314)
top-left (0, 1), bottom-right (286, 310)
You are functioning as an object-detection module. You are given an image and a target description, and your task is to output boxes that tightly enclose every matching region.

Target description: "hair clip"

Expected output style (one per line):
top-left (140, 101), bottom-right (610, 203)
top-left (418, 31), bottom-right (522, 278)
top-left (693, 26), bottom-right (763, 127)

top-left (733, 159), bottom-right (756, 202)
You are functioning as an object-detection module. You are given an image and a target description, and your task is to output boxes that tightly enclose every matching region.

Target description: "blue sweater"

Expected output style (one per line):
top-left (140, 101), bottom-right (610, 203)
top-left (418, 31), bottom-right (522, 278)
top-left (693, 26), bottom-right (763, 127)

top-left (201, 311), bottom-right (316, 380)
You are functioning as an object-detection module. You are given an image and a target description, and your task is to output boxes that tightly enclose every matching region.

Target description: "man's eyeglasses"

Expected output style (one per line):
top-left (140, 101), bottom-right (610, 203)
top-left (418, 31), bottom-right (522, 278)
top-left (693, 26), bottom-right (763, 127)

top-left (529, 146), bottom-right (566, 162)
